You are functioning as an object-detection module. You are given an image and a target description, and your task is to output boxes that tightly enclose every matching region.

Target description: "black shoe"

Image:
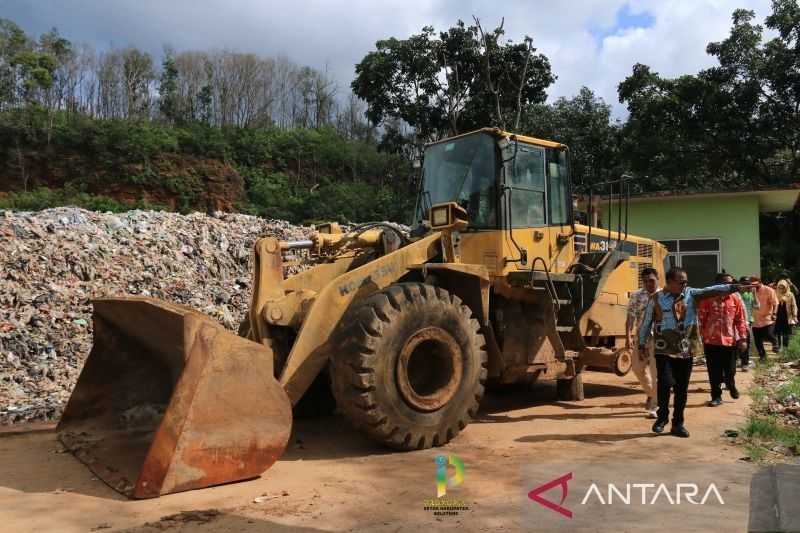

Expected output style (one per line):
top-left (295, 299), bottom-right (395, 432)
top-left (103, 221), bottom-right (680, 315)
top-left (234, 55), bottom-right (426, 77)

top-left (730, 387), bottom-right (740, 399)
top-left (652, 420), bottom-right (667, 433)
top-left (670, 425), bottom-right (690, 438)
top-left (708, 399), bottom-right (722, 407)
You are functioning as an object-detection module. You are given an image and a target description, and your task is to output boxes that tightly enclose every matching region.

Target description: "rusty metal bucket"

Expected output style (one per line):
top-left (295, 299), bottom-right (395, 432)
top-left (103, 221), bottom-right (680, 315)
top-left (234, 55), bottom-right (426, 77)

top-left (57, 297), bottom-right (292, 499)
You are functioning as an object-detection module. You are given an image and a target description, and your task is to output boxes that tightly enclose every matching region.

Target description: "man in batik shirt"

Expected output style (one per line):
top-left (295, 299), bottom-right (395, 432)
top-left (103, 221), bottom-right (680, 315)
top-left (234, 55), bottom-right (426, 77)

top-left (639, 267), bottom-right (744, 438)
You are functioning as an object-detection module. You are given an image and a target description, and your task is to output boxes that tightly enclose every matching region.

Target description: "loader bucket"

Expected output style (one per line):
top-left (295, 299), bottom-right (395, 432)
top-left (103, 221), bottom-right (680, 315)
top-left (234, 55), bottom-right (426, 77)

top-left (56, 297), bottom-right (292, 499)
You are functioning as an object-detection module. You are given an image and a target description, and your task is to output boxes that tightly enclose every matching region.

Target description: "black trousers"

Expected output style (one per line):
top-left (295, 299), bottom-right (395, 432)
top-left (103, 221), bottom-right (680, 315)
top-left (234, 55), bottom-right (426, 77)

top-left (739, 327), bottom-right (751, 366)
top-left (704, 343), bottom-right (737, 401)
top-left (776, 324), bottom-right (794, 351)
top-left (752, 324), bottom-right (777, 360)
top-left (655, 354), bottom-right (693, 426)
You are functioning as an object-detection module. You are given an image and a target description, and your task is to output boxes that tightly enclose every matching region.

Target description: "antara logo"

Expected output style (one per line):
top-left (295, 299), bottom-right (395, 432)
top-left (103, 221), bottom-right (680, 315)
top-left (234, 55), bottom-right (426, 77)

top-left (528, 472), bottom-right (573, 518)
top-left (528, 473), bottom-right (725, 518)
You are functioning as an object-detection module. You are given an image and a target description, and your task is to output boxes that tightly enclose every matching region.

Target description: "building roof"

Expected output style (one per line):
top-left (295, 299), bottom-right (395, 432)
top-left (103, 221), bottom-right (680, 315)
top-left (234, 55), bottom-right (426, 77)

top-left (594, 185), bottom-right (800, 213)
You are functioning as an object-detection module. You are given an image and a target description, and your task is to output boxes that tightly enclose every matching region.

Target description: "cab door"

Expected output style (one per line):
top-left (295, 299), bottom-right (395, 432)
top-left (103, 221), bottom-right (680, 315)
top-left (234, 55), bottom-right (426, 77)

top-left (502, 141), bottom-right (577, 272)
top-left (501, 141), bottom-right (549, 271)
top-left (543, 148), bottom-right (574, 273)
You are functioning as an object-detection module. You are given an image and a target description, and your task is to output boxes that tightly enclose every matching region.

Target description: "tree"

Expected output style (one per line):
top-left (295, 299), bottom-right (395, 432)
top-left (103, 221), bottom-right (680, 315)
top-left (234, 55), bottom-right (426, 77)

top-left (0, 19), bottom-right (29, 111)
top-left (469, 17), bottom-right (554, 132)
top-left (618, 0), bottom-right (800, 189)
top-left (158, 47), bottom-right (180, 123)
top-left (352, 19), bottom-right (554, 143)
top-left (523, 87), bottom-right (621, 192)
top-left (120, 47), bottom-right (155, 120)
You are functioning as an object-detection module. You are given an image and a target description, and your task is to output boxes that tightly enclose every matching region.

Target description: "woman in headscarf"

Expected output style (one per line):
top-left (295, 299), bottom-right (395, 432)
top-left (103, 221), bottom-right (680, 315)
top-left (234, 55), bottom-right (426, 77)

top-left (774, 279), bottom-right (798, 351)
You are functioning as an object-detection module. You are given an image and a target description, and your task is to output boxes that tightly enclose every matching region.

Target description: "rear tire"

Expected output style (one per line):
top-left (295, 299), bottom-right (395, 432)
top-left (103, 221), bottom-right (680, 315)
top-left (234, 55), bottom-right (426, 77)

top-left (331, 282), bottom-right (488, 450)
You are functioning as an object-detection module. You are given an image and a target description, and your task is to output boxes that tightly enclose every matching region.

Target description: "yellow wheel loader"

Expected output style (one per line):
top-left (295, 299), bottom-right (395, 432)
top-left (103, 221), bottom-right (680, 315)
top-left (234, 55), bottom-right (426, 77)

top-left (57, 128), bottom-right (668, 498)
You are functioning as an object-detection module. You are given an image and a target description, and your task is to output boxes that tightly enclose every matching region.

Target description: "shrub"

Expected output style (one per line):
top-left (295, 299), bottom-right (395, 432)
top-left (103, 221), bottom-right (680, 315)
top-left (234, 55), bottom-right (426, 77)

top-left (784, 328), bottom-right (800, 362)
top-left (0, 188), bottom-right (131, 212)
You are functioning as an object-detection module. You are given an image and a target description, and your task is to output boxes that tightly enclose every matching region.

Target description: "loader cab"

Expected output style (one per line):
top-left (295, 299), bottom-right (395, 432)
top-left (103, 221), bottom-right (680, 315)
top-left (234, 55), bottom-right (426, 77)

top-left (412, 129), bottom-right (573, 236)
top-left (413, 131), bottom-right (499, 231)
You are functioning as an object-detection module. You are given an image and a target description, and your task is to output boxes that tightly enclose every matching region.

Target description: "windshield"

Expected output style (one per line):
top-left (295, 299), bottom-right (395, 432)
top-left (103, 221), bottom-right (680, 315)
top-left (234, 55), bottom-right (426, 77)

top-left (413, 132), bottom-right (497, 230)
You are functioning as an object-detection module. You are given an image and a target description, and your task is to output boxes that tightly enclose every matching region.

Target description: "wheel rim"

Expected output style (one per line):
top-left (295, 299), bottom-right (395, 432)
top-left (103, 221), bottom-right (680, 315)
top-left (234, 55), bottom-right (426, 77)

top-left (396, 326), bottom-right (463, 412)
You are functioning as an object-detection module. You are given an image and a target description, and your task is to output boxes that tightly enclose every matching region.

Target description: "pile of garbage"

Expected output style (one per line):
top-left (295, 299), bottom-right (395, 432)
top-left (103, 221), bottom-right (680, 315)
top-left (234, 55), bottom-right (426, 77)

top-left (0, 208), bottom-right (313, 424)
top-left (762, 362), bottom-right (800, 428)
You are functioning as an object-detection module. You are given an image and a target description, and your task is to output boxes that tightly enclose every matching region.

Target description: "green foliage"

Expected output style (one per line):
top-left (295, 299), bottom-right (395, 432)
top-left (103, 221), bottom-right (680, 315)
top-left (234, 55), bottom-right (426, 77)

top-left (618, 0), bottom-right (800, 187)
top-left (783, 329), bottom-right (800, 362)
top-left (242, 170), bottom-right (301, 220)
top-left (0, 187), bottom-right (131, 212)
top-left (0, 107), bottom-right (412, 222)
top-left (158, 49), bottom-right (181, 123)
top-left (174, 122), bottom-right (230, 159)
top-left (523, 87), bottom-right (621, 192)
top-left (304, 180), bottom-right (413, 224)
top-left (243, 168), bottom-right (413, 224)
top-left (744, 444), bottom-right (768, 462)
top-left (163, 172), bottom-right (203, 214)
top-left (92, 119), bottom-right (179, 166)
top-left (353, 19), bottom-right (554, 141)
top-left (748, 384), bottom-right (769, 410)
top-left (776, 373), bottom-right (800, 401)
top-left (740, 413), bottom-right (800, 446)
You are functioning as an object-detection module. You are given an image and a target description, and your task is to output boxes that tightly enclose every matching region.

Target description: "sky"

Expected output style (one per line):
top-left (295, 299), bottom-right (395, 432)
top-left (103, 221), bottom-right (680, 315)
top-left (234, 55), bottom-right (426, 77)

top-left (1, 0), bottom-right (774, 118)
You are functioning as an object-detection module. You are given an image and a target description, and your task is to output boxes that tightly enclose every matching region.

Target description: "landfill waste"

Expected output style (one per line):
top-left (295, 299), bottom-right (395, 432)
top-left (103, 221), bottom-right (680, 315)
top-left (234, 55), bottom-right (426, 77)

top-left (0, 207), bottom-right (315, 424)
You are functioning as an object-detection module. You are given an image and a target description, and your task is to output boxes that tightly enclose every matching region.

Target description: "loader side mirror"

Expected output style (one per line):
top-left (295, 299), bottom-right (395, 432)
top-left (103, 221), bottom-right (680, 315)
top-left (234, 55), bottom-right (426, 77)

top-left (405, 172), bottom-right (420, 196)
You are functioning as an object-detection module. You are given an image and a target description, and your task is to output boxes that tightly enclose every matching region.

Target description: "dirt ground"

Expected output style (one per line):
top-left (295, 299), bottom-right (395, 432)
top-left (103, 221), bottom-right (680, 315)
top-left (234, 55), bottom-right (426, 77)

top-left (0, 366), bottom-right (755, 532)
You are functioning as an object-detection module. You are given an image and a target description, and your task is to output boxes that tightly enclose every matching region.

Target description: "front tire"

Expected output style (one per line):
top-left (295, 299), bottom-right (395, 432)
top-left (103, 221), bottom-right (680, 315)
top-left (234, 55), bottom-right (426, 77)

top-left (331, 283), bottom-right (488, 450)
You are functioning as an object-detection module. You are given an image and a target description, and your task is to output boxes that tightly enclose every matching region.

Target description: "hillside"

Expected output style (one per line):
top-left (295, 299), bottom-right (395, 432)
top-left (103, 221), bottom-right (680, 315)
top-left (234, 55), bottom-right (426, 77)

top-left (0, 112), bottom-right (414, 224)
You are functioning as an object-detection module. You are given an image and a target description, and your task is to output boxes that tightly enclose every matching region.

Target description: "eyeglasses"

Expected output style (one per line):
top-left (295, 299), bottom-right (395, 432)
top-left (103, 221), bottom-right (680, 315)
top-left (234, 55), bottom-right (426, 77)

top-left (670, 279), bottom-right (688, 285)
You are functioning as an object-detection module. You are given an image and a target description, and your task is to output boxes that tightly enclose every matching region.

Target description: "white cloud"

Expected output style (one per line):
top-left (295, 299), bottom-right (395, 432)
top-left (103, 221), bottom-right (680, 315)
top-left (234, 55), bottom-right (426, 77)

top-left (5, 0), bottom-right (776, 118)
top-left (576, 0), bottom-right (774, 116)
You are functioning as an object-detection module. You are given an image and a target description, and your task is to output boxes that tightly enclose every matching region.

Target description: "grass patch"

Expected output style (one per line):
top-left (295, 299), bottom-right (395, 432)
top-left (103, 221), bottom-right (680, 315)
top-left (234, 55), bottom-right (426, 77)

top-left (776, 375), bottom-right (800, 403)
top-left (0, 188), bottom-right (133, 212)
top-left (782, 329), bottom-right (800, 362)
top-left (752, 360), bottom-right (771, 381)
top-left (747, 385), bottom-right (770, 410)
top-left (739, 413), bottom-right (800, 451)
top-left (744, 444), bottom-right (768, 462)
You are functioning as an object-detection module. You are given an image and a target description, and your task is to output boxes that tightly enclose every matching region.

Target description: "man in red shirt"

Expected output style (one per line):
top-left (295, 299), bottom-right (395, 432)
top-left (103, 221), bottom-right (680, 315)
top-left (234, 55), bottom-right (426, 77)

top-left (698, 273), bottom-right (748, 406)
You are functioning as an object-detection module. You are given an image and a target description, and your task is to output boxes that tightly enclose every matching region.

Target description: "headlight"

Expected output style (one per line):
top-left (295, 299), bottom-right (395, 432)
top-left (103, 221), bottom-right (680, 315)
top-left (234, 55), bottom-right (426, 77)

top-left (431, 206), bottom-right (450, 227)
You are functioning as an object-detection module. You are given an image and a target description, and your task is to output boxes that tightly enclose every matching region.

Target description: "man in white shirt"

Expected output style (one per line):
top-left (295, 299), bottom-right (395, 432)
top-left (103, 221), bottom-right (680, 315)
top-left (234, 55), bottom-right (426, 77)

top-left (626, 267), bottom-right (661, 418)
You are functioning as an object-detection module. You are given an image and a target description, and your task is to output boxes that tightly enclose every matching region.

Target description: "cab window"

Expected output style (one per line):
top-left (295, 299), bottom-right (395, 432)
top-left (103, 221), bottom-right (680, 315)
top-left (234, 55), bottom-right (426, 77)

top-left (547, 148), bottom-right (570, 226)
top-left (505, 143), bottom-right (545, 227)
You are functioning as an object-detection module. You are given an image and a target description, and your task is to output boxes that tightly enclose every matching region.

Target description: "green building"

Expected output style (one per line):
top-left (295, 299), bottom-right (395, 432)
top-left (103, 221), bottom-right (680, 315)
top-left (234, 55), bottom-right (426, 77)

top-left (599, 187), bottom-right (800, 286)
